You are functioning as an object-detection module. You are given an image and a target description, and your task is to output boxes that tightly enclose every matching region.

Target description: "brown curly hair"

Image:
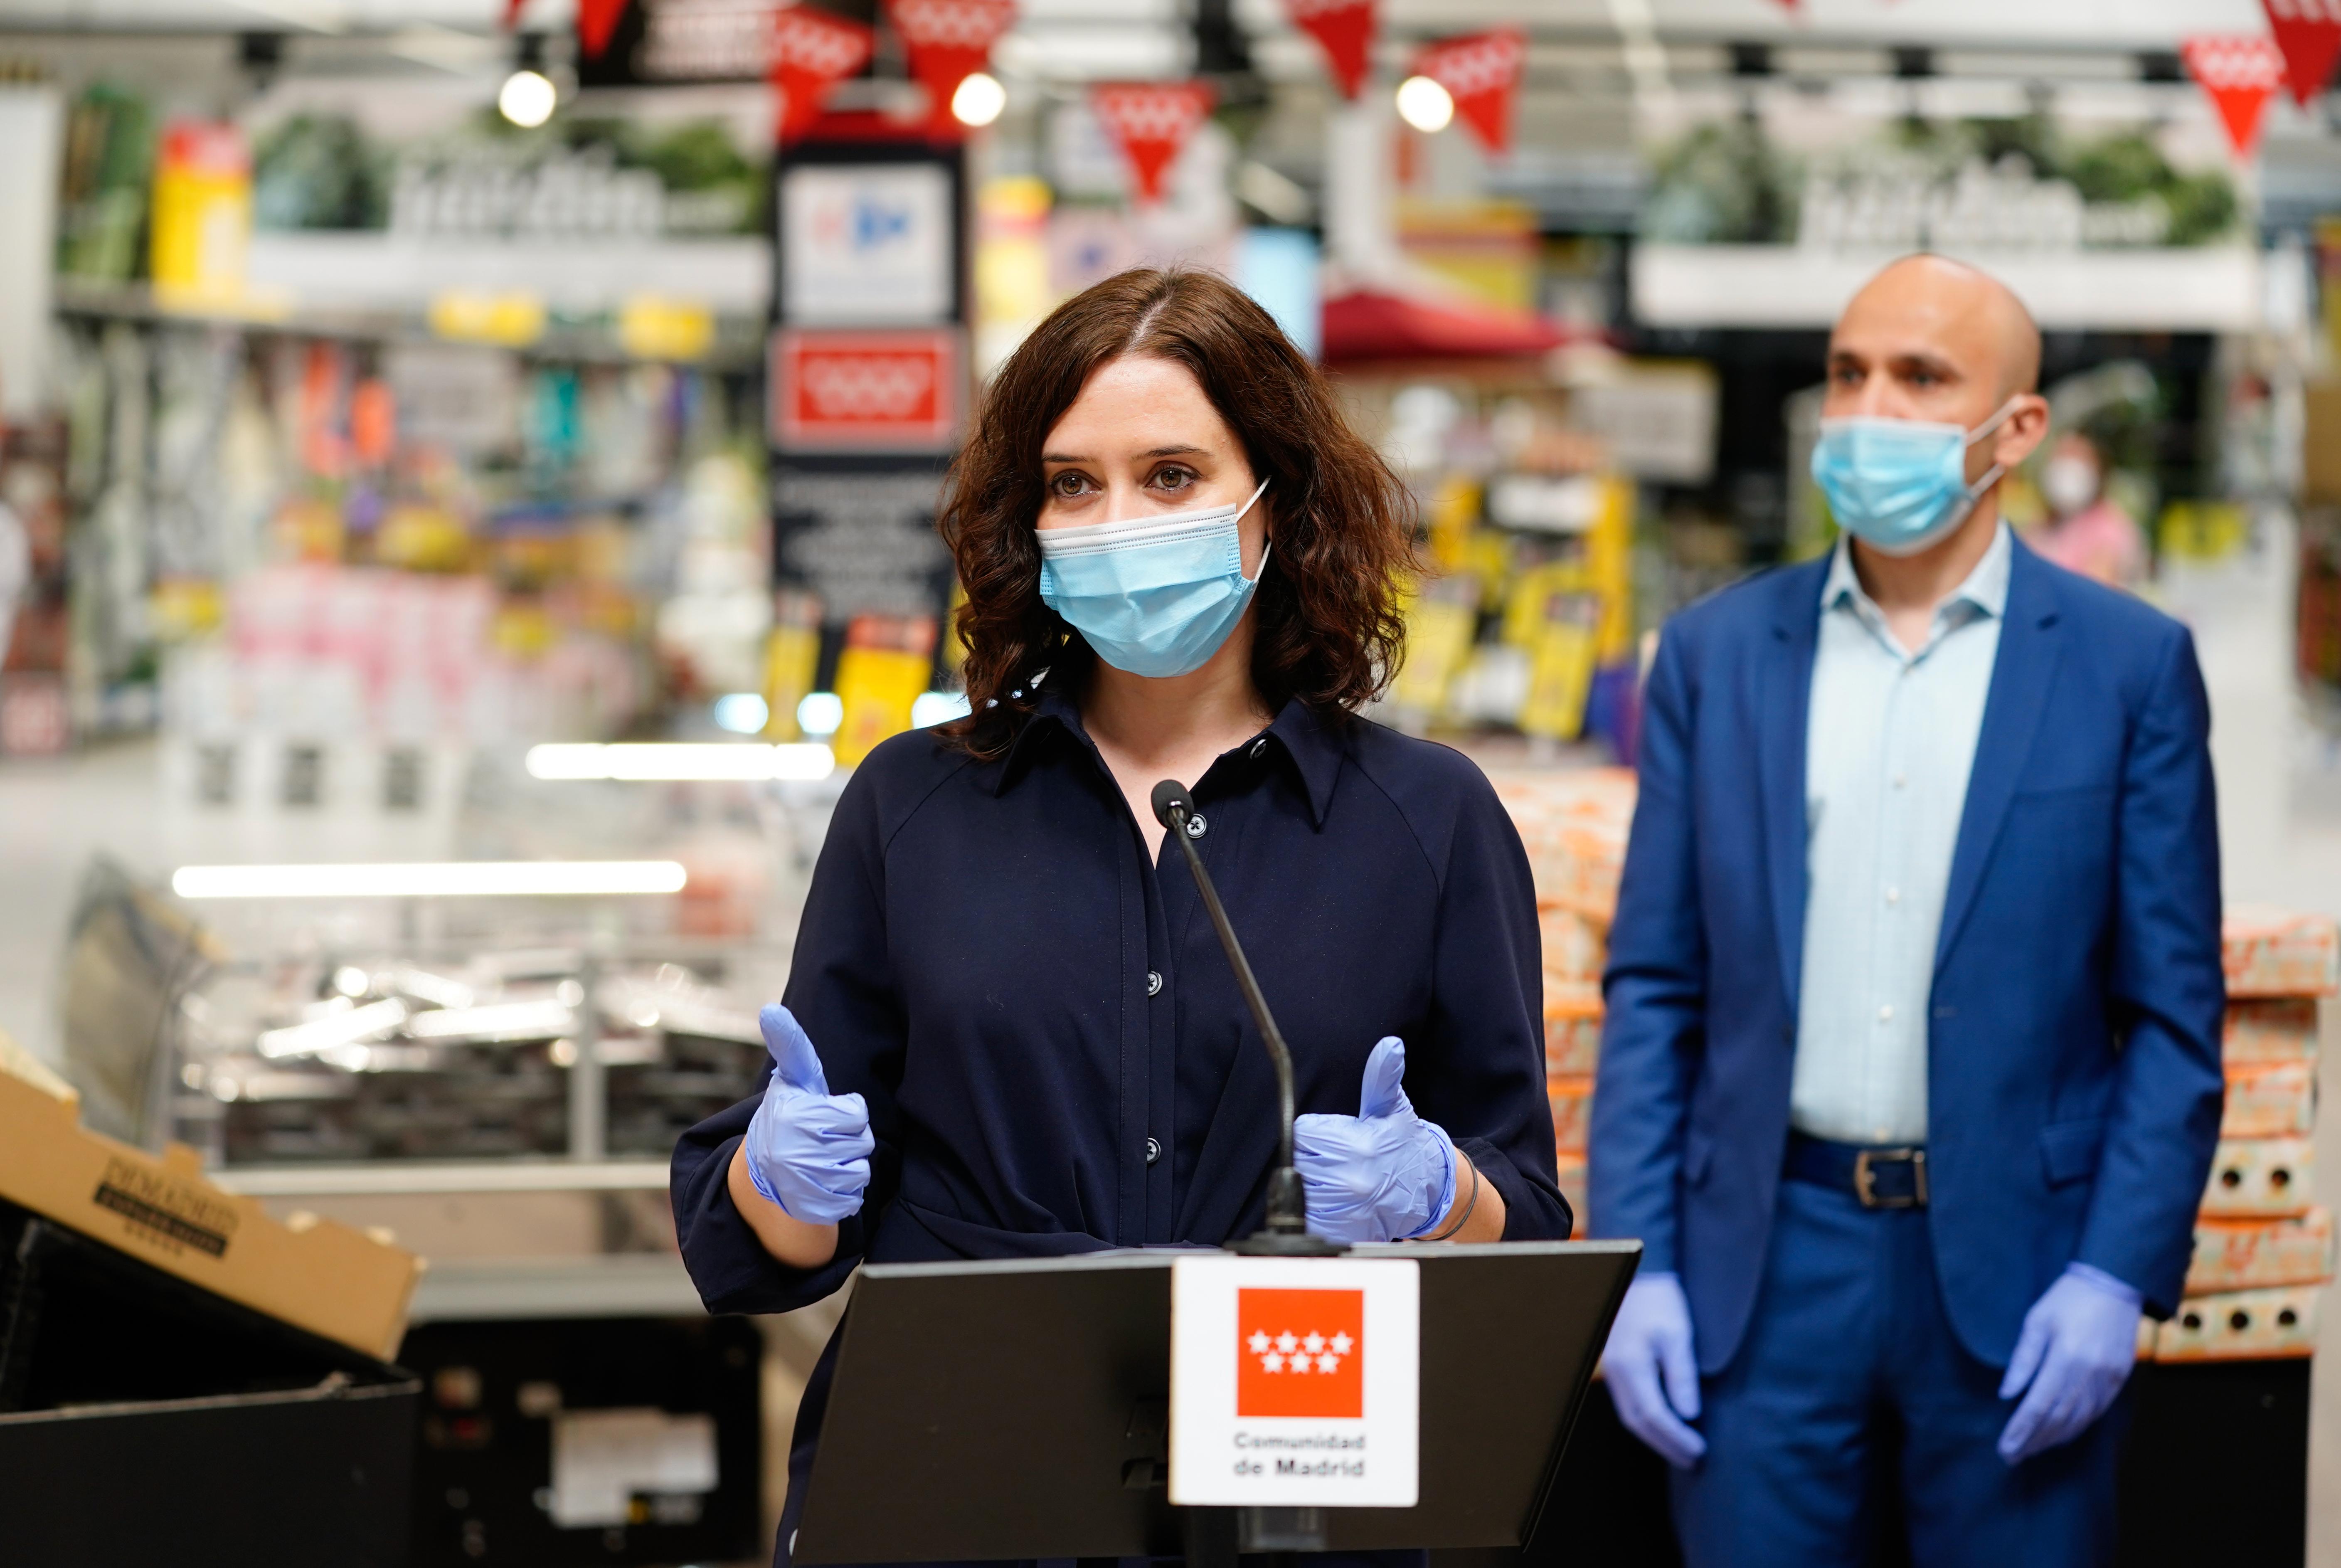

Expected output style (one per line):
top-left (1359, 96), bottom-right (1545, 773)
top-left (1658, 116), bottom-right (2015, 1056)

top-left (937, 268), bottom-right (1418, 759)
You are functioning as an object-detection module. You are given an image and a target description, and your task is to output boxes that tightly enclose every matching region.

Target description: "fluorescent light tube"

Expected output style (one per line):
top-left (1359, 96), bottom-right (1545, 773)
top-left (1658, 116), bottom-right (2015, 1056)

top-left (172, 862), bottom-right (689, 899)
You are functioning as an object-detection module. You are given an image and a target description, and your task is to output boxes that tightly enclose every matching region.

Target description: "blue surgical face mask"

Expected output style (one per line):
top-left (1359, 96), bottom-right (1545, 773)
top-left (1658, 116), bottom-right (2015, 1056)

top-left (1036, 478), bottom-right (1270, 678)
top-left (1811, 399), bottom-right (2019, 557)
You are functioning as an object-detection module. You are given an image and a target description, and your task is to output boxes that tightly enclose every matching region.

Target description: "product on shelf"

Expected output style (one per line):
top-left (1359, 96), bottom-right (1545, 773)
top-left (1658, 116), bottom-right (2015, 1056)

top-left (1548, 1074), bottom-right (1594, 1157)
top-left (1544, 984), bottom-right (1602, 1077)
top-left (2221, 1060), bottom-right (2318, 1139)
top-left (2199, 1136), bottom-right (2316, 1220)
top-left (2187, 1208), bottom-right (2337, 1296)
top-left (2153, 1285), bottom-right (2321, 1362)
top-left (2221, 906), bottom-right (2341, 998)
top-left (2223, 996), bottom-right (2321, 1062)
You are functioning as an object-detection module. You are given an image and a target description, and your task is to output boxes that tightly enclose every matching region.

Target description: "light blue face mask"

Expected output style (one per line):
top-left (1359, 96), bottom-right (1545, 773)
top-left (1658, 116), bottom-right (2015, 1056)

top-left (1037, 478), bottom-right (1270, 678)
top-left (1810, 399), bottom-right (2018, 557)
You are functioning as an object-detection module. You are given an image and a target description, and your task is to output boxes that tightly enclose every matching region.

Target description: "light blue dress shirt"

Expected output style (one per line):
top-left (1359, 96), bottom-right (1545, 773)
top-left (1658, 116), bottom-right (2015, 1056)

top-left (1790, 524), bottom-right (2011, 1146)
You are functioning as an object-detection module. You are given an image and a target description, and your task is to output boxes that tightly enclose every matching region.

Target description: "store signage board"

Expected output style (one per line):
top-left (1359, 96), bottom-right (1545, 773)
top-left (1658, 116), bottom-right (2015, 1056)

top-left (1168, 1254), bottom-right (1419, 1509)
top-left (772, 326), bottom-right (963, 454)
top-left (577, 0), bottom-right (773, 87)
top-left (781, 163), bottom-right (955, 325)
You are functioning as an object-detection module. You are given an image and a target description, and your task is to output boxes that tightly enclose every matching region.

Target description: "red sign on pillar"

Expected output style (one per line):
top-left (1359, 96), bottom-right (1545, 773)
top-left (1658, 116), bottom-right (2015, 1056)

top-left (2182, 35), bottom-right (2287, 159)
top-left (887, 0), bottom-right (1018, 131)
top-left (2264, 0), bottom-right (2341, 106)
top-left (1089, 81), bottom-right (1216, 205)
top-left (1413, 28), bottom-right (1528, 157)
top-left (1283, 0), bottom-right (1377, 102)
top-left (574, 0), bottom-right (629, 60)
top-left (771, 5), bottom-right (877, 143)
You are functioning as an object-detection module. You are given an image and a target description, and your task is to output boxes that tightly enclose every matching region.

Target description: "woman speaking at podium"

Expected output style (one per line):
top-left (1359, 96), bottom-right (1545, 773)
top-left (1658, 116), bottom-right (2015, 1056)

top-left (672, 269), bottom-right (1570, 1560)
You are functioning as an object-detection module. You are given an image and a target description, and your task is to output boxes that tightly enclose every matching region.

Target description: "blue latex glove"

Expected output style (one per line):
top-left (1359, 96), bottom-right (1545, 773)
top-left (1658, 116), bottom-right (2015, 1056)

top-left (740, 1004), bottom-right (873, 1225)
top-left (1996, 1263), bottom-right (2143, 1464)
top-left (1601, 1272), bottom-right (1707, 1469)
top-left (1293, 1037), bottom-right (1457, 1243)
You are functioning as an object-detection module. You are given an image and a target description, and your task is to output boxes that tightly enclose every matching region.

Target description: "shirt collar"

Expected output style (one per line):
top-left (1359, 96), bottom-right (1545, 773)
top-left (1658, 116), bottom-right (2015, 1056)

top-left (991, 682), bottom-right (1346, 828)
top-left (1821, 521), bottom-right (2012, 631)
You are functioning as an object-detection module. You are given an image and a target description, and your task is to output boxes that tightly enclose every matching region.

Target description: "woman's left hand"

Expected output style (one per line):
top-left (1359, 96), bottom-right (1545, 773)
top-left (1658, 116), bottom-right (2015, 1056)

top-left (1293, 1036), bottom-right (1458, 1243)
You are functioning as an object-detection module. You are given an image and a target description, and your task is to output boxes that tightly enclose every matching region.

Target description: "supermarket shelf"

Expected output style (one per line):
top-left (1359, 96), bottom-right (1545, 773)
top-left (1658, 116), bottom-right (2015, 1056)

top-left (406, 1252), bottom-right (705, 1324)
top-left (1631, 244), bottom-right (2266, 333)
top-left (212, 1158), bottom-right (673, 1198)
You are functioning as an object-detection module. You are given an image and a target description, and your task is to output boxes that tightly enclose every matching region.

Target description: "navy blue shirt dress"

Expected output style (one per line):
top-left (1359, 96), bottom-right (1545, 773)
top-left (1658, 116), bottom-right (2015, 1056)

top-left (670, 687), bottom-right (1569, 1564)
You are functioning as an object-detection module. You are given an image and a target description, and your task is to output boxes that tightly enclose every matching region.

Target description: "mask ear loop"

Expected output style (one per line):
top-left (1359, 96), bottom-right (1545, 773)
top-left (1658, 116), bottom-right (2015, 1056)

top-left (1235, 475), bottom-right (1273, 585)
top-left (1959, 395), bottom-right (2026, 505)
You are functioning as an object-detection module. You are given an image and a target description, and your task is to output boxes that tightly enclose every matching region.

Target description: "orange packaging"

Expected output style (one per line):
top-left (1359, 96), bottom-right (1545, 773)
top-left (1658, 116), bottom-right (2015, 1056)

top-left (1554, 1151), bottom-right (1588, 1233)
top-left (1489, 769), bottom-right (1638, 926)
top-left (2200, 1137), bottom-right (2314, 1218)
top-left (1545, 982), bottom-right (1603, 1076)
top-left (1548, 1072), bottom-right (1594, 1156)
top-left (2222, 906), bottom-right (2340, 998)
top-left (1540, 904), bottom-right (1606, 986)
top-left (2154, 1285), bottom-right (2320, 1361)
top-left (2186, 1208), bottom-right (2336, 1295)
top-left (2222, 1060), bottom-right (2317, 1139)
top-left (2224, 997), bottom-right (2320, 1063)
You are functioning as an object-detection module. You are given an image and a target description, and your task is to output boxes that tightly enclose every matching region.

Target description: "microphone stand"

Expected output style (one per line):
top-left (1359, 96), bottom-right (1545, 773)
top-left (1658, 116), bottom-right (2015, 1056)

top-left (1152, 780), bottom-right (1340, 1258)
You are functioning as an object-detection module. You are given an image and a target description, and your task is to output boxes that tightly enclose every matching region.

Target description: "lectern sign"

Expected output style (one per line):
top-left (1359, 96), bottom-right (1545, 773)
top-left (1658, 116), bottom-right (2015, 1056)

top-left (1170, 1255), bottom-right (1419, 1507)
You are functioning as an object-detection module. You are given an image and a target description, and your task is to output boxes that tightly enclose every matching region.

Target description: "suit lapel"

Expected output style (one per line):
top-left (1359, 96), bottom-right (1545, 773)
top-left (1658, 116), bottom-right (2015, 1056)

top-left (1934, 545), bottom-right (2063, 975)
top-left (1759, 561), bottom-right (1828, 1016)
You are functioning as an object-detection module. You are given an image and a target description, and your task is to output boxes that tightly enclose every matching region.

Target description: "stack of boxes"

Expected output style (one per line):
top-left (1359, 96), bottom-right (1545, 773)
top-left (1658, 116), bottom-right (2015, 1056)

top-left (2149, 908), bottom-right (2337, 1361)
top-left (1489, 767), bottom-right (1639, 1228)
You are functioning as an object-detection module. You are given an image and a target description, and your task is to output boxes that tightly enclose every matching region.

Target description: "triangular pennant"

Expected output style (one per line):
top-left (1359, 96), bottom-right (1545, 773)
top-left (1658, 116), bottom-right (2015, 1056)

top-left (503, 0), bottom-right (528, 31)
top-left (575, 0), bottom-right (630, 61)
top-left (886, 0), bottom-right (1018, 131)
top-left (771, 6), bottom-right (877, 143)
top-left (1089, 81), bottom-right (1216, 205)
top-left (2264, 0), bottom-right (2341, 106)
top-left (1413, 28), bottom-right (1526, 156)
top-left (1283, 0), bottom-right (1376, 101)
top-left (2182, 34), bottom-right (2286, 158)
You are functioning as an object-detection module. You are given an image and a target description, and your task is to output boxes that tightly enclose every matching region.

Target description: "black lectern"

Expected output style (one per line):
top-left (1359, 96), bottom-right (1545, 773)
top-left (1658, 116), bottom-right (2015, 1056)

top-left (791, 1239), bottom-right (1639, 1564)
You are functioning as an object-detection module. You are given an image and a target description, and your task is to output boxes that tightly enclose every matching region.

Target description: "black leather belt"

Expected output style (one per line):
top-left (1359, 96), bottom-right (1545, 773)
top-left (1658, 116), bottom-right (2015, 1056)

top-left (1785, 1133), bottom-right (1929, 1208)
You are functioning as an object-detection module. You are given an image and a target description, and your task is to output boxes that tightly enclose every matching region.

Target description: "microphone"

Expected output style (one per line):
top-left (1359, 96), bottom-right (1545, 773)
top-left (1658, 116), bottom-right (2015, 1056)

top-left (1152, 780), bottom-right (1338, 1255)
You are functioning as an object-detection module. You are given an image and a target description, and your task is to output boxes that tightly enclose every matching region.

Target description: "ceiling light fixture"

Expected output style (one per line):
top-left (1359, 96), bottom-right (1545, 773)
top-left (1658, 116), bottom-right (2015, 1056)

top-left (1395, 74), bottom-right (1454, 134)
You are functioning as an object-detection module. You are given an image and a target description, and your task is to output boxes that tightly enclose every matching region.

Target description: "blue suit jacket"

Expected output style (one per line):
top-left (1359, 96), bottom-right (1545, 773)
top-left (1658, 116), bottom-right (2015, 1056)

top-left (1589, 539), bottom-right (2225, 1373)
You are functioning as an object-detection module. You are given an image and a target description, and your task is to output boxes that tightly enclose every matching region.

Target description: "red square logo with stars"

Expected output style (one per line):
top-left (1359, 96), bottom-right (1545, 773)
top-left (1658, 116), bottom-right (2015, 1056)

top-left (1236, 1287), bottom-right (1364, 1419)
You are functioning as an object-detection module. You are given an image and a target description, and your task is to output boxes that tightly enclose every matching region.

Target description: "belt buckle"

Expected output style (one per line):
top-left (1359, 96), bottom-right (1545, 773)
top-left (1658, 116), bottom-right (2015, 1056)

top-left (1853, 1147), bottom-right (1927, 1209)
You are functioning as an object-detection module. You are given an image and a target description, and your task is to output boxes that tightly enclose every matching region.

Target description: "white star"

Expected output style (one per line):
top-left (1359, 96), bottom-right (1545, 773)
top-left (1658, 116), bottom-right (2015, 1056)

top-left (1248, 1331), bottom-right (1271, 1355)
top-left (1302, 1332), bottom-right (1326, 1355)
top-left (1289, 1353), bottom-right (1311, 1374)
top-left (1261, 1352), bottom-right (1284, 1373)
top-left (1329, 1332), bottom-right (1353, 1355)
top-left (1275, 1331), bottom-right (1299, 1355)
top-left (1317, 1353), bottom-right (1339, 1373)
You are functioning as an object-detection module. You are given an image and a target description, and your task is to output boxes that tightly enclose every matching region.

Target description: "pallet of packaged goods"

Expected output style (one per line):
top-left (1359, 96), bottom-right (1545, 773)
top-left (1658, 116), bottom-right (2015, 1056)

top-left (2154, 1285), bottom-right (2322, 1361)
top-left (1489, 768), bottom-right (1639, 927)
top-left (2222, 1059), bottom-right (2317, 1139)
top-left (2199, 1136), bottom-right (2316, 1219)
top-left (2221, 906), bottom-right (2341, 998)
top-left (2187, 1208), bottom-right (2337, 1295)
top-left (1545, 982), bottom-right (1602, 1077)
top-left (2224, 997), bottom-right (2321, 1063)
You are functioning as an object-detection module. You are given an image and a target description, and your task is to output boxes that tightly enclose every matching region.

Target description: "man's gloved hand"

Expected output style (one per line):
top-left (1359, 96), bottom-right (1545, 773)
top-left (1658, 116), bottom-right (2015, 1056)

top-left (740, 1004), bottom-right (873, 1226)
top-left (1602, 1272), bottom-right (1707, 1469)
top-left (1996, 1263), bottom-right (2143, 1464)
top-left (1293, 1037), bottom-right (1457, 1244)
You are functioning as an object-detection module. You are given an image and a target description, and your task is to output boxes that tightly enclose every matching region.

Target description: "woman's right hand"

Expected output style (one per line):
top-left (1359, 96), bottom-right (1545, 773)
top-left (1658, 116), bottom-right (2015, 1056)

top-left (740, 1004), bottom-right (873, 1225)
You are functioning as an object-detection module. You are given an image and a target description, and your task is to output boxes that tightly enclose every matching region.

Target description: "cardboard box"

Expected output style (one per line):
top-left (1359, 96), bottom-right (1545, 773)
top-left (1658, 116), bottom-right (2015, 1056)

top-left (2225, 998), bottom-right (2321, 1064)
top-left (1554, 1152), bottom-right (1587, 1235)
top-left (0, 1068), bottom-right (419, 1357)
top-left (1545, 983), bottom-right (1603, 1076)
top-left (2200, 1137), bottom-right (2315, 1219)
top-left (1548, 1072), bottom-right (1594, 1157)
top-left (0, 1196), bottom-right (417, 1567)
top-left (2222, 907), bottom-right (2341, 998)
top-left (1540, 905), bottom-right (1606, 987)
top-left (2154, 1285), bottom-right (2320, 1361)
top-left (2223, 1060), bottom-right (2318, 1139)
top-left (1491, 768), bottom-right (1638, 926)
top-left (2187, 1209), bottom-right (2338, 1295)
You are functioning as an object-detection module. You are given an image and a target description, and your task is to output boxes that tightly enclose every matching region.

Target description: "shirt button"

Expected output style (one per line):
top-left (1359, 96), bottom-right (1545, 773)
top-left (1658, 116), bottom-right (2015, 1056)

top-left (1885, 887), bottom-right (1900, 905)
top-left (1893, 773), bottom-right (1907, 789)
top-left (1877, 1004), bottom-right (1894, 1023)
top-left (1249, 739), bottom-right (1267, 760)
top-left (1145, 1137), bottom-right (1162, 1165)
top-left (1147, 970), bottom-right (1163, 997)
top-left (1184, 813), bottom-right (1207, 839)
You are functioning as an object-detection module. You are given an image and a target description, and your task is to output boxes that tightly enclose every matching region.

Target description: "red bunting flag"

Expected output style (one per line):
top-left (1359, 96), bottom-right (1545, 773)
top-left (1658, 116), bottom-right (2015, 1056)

top-left (1089, 81), bottom-right (1216, 205)
top-left (2264, 0), bottom-right (2341, 106)
top-left (1412, 28), bottom-right (1527, 156)
top-left (574, 0), bottom-right (630, 60)
top-left (886, 0), bottom-right (1018, 130)
top-left (1283, 0), bottom-right (1377, 101)
top-left (2182, 34), bottom-right (2286, 159)
top-left (771, 5), bottom-right (877, 143)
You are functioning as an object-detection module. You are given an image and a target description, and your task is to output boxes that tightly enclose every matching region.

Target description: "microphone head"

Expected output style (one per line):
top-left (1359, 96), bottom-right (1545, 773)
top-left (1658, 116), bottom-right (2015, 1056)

top-left (1150, 779), bottom-right (1193, 829)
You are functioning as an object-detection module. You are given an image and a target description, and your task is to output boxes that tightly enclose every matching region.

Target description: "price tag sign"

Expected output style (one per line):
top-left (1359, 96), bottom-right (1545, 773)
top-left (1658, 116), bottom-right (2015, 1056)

top-left (1168, 1254), bottom-right (1419, 1508)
